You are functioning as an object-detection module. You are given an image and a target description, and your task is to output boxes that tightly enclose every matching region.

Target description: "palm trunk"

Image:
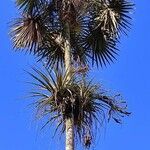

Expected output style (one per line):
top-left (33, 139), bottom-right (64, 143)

top-left (64, 22), bottom-right (74, 150)
top-left (65, 117), bottom-right (74, 150)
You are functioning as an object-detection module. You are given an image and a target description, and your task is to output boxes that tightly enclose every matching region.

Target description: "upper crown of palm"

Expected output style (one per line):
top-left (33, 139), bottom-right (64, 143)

top-left (11, 0), bottom-right (134, 68)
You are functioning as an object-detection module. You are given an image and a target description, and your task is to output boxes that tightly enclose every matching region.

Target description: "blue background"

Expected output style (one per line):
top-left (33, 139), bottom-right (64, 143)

top-left (0, 0), bottom-right (150, 149)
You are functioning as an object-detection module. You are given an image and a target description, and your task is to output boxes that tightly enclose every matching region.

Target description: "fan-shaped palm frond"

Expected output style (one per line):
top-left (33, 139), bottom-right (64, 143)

top-left (10, 15), bottom-right (44, 53)
top-left (80, 25), bottom-right (118, 67)
top-left (28, 67), bottom-right (130, 147)
top-left (10, 1), bottom-right (64, 67)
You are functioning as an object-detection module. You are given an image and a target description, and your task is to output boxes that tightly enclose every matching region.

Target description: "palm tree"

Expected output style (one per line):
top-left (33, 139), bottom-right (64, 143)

top-left (10, 0), bottom-right (134, 150)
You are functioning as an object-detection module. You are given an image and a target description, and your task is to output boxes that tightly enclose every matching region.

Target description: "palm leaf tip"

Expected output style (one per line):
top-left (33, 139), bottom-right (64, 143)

top-left (27, 67), bottom-right (130, 148)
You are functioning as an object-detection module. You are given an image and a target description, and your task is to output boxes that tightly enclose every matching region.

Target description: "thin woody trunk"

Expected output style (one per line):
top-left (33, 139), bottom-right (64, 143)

top-left (64, 22), bottom-right (74, 150)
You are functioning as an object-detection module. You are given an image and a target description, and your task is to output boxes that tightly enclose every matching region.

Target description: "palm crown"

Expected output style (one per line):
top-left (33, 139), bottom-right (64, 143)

top-left (29, 67), bottom-right (130, 147)
top-left (11, 0), bottom-right (133, 68)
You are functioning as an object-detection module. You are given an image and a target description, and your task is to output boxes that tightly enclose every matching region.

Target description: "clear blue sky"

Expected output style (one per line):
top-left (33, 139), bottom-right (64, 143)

top-left (0, 0), bottom-right (150, 150)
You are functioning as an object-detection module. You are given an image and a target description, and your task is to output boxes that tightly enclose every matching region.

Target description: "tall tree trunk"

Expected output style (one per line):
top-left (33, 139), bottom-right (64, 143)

top-left (64, 22), bottom-right (74, 150)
